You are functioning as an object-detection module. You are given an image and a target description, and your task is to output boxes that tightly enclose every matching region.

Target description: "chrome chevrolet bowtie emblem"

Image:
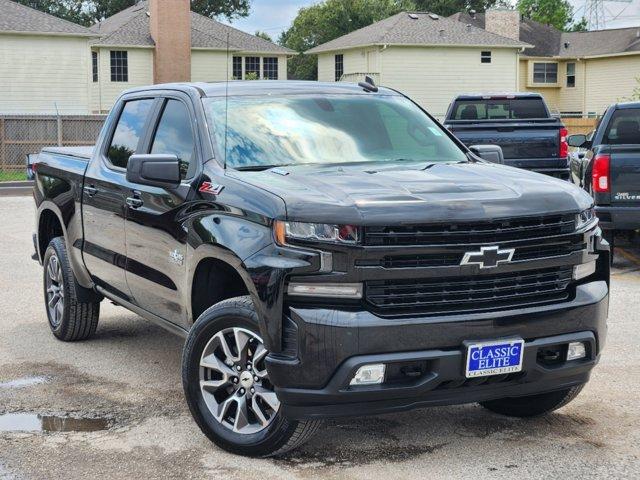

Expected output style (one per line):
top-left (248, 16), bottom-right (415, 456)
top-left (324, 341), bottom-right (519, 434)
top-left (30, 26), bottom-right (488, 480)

top-left (460, 246), bottom-right (515, 269)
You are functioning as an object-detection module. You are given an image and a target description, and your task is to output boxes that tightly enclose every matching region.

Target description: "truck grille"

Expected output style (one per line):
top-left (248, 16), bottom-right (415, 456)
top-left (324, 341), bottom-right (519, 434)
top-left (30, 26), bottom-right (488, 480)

top-left (358, 234), bottom-right (586, 269)
top-left (363, 214), bottom-right (576, 247)
top-left (365, 267), bottom-right (573, 315)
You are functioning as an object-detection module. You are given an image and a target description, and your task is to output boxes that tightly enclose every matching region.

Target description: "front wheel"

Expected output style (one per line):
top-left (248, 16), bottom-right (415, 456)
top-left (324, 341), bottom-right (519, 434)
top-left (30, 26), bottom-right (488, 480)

top-left (480, 385), bottom-right (584, 417)
top-left (182, 296), bottom-right (321, 457)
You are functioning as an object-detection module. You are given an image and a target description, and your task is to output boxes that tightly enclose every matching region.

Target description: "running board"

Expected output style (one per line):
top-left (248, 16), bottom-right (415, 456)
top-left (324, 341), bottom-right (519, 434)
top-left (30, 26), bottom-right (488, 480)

top-left (95, 286), bottom-right (189, 339)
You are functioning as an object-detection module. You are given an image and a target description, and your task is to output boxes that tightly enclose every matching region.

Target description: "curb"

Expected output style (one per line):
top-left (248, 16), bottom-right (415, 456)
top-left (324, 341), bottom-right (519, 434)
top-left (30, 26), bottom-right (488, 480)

top-left (0, 181), bottom-right (33, 197)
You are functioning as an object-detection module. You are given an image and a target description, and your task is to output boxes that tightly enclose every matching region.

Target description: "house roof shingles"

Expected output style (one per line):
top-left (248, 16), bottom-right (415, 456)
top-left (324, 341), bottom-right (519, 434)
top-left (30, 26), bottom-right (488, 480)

top-left (0, 0), bottom-right (94, 36)
top-left (90, 1), bottom-right (293, 53)
top-left (450, 11), bottom-right (640, 58)
top-left (307, 11), bottom-right (529, 54)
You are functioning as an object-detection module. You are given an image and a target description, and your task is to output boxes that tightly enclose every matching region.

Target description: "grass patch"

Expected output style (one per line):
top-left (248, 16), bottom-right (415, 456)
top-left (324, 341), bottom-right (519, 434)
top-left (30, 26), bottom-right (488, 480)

top-left (0, 171), bottom-right (27, 182)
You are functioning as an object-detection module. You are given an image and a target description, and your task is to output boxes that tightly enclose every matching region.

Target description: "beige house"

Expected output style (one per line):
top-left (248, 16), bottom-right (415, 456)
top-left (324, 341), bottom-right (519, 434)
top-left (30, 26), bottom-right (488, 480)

top-left (452, 10), bottom-right (640, 116)
top-left (0, 0), bottom-right (292, 114)
top-left (307, 11), bottom-right (529, 118)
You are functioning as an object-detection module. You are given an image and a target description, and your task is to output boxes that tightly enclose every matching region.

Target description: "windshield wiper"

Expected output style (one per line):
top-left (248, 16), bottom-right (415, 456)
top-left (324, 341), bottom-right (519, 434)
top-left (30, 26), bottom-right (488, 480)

top-left (234, 164), bottom-right (291, 172)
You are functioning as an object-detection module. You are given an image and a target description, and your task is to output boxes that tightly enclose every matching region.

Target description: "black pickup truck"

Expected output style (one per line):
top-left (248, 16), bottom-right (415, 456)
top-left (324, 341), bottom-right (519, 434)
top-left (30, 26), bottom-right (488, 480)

top-left (33, 81), bottom-right (608, 457)
top-left (444, 93), bottom-right (570, 179)
top-left (569, 102), bottom-right (640, 253)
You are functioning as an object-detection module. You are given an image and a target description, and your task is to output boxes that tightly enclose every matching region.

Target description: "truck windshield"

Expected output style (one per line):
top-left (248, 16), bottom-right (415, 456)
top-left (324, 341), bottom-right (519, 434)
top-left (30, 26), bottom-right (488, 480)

top-left (451, 98), bottom-right (548, 120)
top-left (603, 108), bottom-right (640, 145)
top-left (203, 94), bottom-right (468, 169)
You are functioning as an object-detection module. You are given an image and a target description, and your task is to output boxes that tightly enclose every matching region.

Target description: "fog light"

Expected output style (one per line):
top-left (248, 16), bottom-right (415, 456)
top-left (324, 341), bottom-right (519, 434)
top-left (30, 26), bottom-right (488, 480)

top-left (350, 364), bottom-right (385, 386)
top-left (567, 342), bottom-right (587, 361)
top-left (287, 282), bottom-right (362, 299)
top-left (573, 261), bottom-right (596, 281)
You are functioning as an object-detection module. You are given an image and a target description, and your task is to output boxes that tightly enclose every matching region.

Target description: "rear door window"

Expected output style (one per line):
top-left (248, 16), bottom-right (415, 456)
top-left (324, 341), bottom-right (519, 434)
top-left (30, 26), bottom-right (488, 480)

top-left (107, 99), bottom-right (154, 168)
top-left (150, 99), bottom-right (197, 179)
top-left (604, 109), bottom-right (640, 145)
top-left (452, 98), bottom-right (548, 120)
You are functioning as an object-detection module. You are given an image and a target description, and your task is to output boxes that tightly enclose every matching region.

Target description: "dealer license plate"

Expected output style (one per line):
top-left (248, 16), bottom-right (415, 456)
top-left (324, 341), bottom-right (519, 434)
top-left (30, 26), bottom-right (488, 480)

top-left (465, 339), bottom-right (524, 378)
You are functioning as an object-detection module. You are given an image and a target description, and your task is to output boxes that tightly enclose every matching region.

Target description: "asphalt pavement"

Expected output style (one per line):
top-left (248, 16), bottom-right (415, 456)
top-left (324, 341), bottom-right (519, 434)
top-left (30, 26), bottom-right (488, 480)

top-left (0, 196), bottom-right (639, 479)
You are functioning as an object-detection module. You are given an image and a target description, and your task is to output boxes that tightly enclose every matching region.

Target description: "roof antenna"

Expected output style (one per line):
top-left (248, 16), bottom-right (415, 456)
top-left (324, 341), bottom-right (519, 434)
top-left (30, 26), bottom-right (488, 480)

top-left (224, 32), bottom-right (230, 170)
top-left (358, 75), bottom-right (378, 92)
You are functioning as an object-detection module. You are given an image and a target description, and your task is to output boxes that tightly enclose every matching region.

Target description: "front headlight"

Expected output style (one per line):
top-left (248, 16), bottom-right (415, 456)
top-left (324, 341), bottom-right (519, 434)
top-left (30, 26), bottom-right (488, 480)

top-left (576, 207), bottom-right (596, 230)
top-left (274, 221), bottom-right (359, 245)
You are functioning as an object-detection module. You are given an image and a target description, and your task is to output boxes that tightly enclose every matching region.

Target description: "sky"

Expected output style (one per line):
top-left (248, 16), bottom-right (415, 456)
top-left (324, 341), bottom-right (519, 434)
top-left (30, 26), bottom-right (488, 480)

top-left (221, 0), bottom-right (640, 40)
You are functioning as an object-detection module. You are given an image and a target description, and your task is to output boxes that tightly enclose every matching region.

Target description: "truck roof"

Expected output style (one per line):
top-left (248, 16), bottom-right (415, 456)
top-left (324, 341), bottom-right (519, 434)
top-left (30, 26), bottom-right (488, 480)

top-left (123, 81), bottom-right (402, 98)
top-left (452, 93), bottom-right (544, 101)
top-left (613, 101), bottom-right (640, 109)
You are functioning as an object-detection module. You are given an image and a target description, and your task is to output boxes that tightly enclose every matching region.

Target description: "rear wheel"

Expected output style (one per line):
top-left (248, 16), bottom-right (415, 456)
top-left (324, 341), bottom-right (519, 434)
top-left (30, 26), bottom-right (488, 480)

top-left (43, 237), bottom-right (100, 341)
top-left (480, 385), bottom-right (584, 417)
top-left (182, 296), bottom-right (321, 457)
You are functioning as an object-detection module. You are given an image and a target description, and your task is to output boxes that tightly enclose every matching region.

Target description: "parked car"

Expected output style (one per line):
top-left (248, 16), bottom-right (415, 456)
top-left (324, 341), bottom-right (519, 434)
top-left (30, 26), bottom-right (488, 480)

top-left (33, 81), bottom-right (609, 457)
top-left (444, 93), bottom-right (570, 180)
top-left (568, 102), bottom-right (640, 255)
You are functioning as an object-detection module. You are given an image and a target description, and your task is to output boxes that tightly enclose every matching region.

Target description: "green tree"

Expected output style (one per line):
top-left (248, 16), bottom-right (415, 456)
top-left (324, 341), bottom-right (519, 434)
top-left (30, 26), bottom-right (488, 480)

top-left (14, 0), bottom-right (90, 26)
top-left (279, 0), bottom-right (411, 80)
top-left (569, 17), bottom-right (588, 32)
top-left (15, 0), bottom-right (251, 27)
top-left (254, 31), bottom-right (273, 42)
top-left (517, 0), bottom-right (575, 31)
top-left (411, 0), bottom-right (502, 17)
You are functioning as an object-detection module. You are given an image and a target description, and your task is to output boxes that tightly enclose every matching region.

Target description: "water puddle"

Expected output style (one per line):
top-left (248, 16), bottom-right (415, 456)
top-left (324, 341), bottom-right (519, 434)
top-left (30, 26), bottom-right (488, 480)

top-left (0, 413), bottom-right (110, 433)
top-left (0, 376), bottom-right (48, 389)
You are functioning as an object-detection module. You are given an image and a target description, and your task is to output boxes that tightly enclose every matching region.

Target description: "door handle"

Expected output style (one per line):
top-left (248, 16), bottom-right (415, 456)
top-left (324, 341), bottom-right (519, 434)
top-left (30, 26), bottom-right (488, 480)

top-left (126, 196), bottom-right (144, 209)
top-left (84, 185), bottom-right (98, 197)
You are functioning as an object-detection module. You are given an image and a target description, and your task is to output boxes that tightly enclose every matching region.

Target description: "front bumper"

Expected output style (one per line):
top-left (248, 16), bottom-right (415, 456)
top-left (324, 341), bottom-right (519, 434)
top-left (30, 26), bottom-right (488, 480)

top-left (595, 205), bottom-right (640, 230)
top-left (267, 280), bottom-right (608, 420)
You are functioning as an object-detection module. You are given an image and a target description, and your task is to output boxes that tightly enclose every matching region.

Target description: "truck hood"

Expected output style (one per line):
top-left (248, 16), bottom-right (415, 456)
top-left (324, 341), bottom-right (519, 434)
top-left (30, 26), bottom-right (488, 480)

top-left (229, 162), bottom-right (593, 224)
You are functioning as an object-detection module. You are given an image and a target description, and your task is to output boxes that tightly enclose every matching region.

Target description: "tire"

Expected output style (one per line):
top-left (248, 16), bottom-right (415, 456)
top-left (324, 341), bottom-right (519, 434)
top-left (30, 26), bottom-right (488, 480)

top-left (182, 296), bottom-right (321, 457)
top-left (480, 384), bottom-right (584, 418)
top-left (43, 237), bottom-right (100, 341)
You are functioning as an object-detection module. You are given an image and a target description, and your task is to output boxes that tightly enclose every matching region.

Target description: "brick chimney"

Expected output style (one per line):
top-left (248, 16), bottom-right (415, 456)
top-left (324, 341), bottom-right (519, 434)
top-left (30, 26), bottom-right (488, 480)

top-left (485, 9), bottom-right (521, 42)
top-left (149, 0), bottom-right (191, 84)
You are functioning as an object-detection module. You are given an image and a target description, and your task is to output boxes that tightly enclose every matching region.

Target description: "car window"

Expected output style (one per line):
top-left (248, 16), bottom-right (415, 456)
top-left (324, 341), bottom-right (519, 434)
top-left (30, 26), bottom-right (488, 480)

top-left (452, 98), bottom-right (547, 120)
top-left (204, 94), bottom-right (468, 168)
top-left (107, 99), bottom-right (154, 169)
top-left (604, 108), bottom-right (640, 145)
top-left (150, 99), bottom-right (196, 179)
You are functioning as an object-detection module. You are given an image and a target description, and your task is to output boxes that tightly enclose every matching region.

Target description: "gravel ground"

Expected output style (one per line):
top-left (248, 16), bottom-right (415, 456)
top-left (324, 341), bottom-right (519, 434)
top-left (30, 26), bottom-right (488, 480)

top-left (1, 196), bottom-right (639, 480)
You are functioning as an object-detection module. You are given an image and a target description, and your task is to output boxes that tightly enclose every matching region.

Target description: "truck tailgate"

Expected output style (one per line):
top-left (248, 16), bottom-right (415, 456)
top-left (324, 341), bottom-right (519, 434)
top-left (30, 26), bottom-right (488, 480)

top-left (449, 123), bottom-right (560, 159)
top-left (609, 145), bottom-right (640, 205)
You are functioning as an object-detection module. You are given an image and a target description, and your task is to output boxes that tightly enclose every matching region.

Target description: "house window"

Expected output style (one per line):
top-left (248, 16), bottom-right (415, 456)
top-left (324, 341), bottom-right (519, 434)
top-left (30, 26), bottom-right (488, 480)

top-left (566, 62), bottom-right (576, 88)
top-left (232, 56), bottom-right (242, 80)
top-left (533, 62), bottom-right (558, 84)
top-left (245, 57), bottom-right (260, 79)
top-left (481, 51), bottom-right (492, 64)
top-left (110, 50), bottom-right (128, 82)
top-left (92, 51), bottom-right (98, 82)
top-left (335, 54), bottom-right (344, 81)
top-left (263, 57), bottom-right (278, 80)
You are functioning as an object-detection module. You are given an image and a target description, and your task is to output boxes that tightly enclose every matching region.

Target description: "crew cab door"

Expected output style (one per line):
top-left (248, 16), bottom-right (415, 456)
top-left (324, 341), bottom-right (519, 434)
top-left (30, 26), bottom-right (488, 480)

top-left (123, 94), bottom-right (200, 328)
top-left (82, 97), bottom-right (155, 300)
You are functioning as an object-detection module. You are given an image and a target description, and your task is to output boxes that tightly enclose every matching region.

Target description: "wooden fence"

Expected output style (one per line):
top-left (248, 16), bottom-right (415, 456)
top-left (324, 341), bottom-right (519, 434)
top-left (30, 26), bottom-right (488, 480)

top-left (562, 117), bottom-right (599, 136)
top-left (0, 115), bottom-right (106, 172)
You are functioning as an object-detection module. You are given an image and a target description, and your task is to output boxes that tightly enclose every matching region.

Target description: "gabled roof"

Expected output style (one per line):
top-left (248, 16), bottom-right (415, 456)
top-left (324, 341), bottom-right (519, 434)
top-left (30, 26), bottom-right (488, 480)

top-left (306, 11), bottom-right (529, 54)
top-left (0, 0), bottom-right (95, 37)
top-left (450, 11), bottom-right (640, 58)
top-left (90, 1), bottom-right (293, 53)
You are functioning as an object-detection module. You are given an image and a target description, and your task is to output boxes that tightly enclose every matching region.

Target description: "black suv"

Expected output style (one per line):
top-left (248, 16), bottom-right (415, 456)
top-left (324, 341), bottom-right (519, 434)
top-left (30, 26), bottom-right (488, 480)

top-left (33, 81), bottom-right (609, 457)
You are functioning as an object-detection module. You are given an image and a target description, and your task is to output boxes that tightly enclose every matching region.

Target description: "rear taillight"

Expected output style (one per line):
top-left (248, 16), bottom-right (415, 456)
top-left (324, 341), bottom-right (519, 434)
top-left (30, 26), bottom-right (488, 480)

top-left (559, 127), bottom-right (569, 158)
top-left (592, 154), bottom-right (611, 193)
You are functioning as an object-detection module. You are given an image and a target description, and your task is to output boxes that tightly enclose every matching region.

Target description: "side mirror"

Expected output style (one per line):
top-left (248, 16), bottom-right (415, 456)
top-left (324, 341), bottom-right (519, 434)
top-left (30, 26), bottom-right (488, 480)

top-left (126, 154), bottom-right (181, 189)
top-left (567, 134), bottom-right (589, 148)
top-left (469, 145), bottom-right (504, 164)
